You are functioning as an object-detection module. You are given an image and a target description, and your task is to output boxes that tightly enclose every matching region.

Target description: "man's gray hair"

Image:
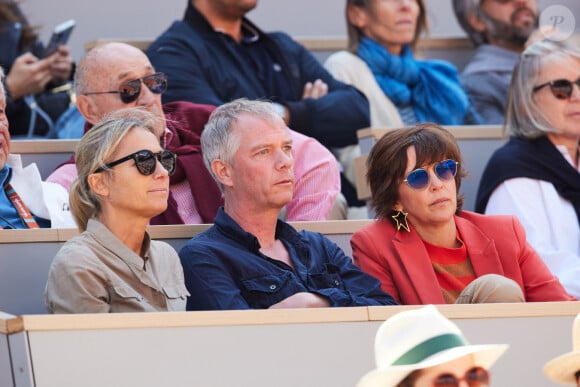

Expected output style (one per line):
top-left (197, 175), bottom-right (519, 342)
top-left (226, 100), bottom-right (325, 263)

top-left (201, 98), bottom-right (280, 190)
top-left (452, 0), bottom-right (486, 45)
top-left (506, 37), bottom-right (580, 139)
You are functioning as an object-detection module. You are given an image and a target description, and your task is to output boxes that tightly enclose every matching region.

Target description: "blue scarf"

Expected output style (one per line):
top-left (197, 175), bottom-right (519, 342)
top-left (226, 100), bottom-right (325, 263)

top-left (357, 37), bottom-right (470, 125)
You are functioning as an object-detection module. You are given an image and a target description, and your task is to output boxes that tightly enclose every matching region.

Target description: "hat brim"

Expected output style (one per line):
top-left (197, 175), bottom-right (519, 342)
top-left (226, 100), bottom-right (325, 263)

top-left (356, 343), bottom-right (508, 387)
top-left (544, 351), bottom-right (580, 385)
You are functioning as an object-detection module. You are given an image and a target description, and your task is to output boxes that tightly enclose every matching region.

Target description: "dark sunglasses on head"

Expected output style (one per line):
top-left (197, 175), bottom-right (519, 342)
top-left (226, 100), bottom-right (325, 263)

top-left (84, 72), bottom-right (168, 104)
top-left (432, 366), bottom-right (490, 387)
top-left (533, 78), bottom-right (580, 100)
top-left (403, 159), bottom-right (458, 190)
top-left (95, 149), bottom-right (177, 176)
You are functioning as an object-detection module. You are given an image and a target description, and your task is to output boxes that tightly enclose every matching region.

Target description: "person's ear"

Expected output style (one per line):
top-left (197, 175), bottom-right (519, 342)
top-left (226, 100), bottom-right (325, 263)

top-left (87, 172), bottom-right (110, 198)
top-left (466, 12), bottom-right (487, 33)
top-left (347, 3), bottom-right (369, 29)
top-left (211, 159), bottom-right (233, 188)
top-left (76, 95), bottom-right (101, 125)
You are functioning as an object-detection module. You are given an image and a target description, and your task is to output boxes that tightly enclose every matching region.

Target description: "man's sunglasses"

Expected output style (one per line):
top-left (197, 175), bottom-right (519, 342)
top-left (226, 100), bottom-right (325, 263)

top-left (403, 159), bottom-right (458, 190)
top-left (95, 149), bottom-right (177, 176)
top-left (84, 73), bottom-right (168, 104)
top-left (533, 78), bottom-right (580, 100)
top-left (432, 366), bottom-right (490, 387)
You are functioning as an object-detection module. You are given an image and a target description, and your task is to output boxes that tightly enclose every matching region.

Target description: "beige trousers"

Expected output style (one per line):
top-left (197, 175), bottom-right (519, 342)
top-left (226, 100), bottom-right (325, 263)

top-left (455, 274), bottom-right (525, 304)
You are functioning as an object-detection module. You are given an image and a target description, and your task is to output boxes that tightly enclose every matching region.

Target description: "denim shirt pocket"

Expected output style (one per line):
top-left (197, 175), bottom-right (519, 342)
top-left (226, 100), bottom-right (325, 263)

top-left (241, 271), bottom-right (303, 309)
top-left (162, 284), bottom-right (190, 312)
top-left (308, 263), bottom-right (345, 291)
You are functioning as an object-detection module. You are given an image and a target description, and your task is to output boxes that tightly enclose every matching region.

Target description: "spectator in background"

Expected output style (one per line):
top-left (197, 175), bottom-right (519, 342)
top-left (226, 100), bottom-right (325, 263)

top-left (544, 312), bottom-right (580, 386)
top-left (476, 38), bottom-right (580, 299)
top-left (0, 66), bottom-right (71, 228)
top-left (0, 0), bottom-right (76, 137)
top-left (326, 0), bottom-right (481, 128)
top-left (357, 305), bottom-right (508, 387)
top-left (45, 108), bottom-right (189, 313)
top-left (146, 0), bottom-right (368, 208)
top-left (351, 123), bottom-right (574, 304)
top-left (179, 99), bottom-right (396, 310)
top-left (47, 42), bottom-right (342, 223)
top-left (453, 0), bottom-right (538, 124)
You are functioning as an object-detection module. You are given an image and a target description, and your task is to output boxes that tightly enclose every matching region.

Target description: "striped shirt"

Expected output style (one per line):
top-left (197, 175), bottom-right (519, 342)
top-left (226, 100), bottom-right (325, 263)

top-left (423, 238), bottom-right (476, 303)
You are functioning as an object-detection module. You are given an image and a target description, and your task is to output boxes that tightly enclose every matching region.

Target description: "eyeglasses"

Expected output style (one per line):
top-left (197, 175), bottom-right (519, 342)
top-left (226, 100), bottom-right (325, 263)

top-left (84, 73), bottom-right (168, 104)
top-left (533, 78), bottom-right (580, 100)
top-left (95, 149), bottom-right (177, 176)
top-left (432, 366), bottom-right (490, 387)
top-left (403, 159), bottom-right (458, 190)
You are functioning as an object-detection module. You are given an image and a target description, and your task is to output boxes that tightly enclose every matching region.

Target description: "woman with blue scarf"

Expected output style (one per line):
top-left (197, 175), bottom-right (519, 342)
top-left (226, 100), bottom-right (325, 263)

top-left (325, 0), bottom-right (481, 127)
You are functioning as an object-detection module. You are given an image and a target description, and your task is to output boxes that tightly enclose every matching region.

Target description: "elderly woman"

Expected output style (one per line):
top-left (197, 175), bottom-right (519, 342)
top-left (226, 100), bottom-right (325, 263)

top-left (357, 305), bottom-right (508, 387)
top-left (351, 123), bottom-right (573, 304)
top-left (475, 38), bottom-right (580, 299)
top-left (45, 108), bottom-right (189, 313)
top-left (325, 0), bottom-right (480, 127)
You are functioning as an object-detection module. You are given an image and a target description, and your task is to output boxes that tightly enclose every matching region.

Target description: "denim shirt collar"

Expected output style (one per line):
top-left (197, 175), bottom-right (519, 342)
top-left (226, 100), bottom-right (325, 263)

top-left (213, 207), bottom-right (305, 253)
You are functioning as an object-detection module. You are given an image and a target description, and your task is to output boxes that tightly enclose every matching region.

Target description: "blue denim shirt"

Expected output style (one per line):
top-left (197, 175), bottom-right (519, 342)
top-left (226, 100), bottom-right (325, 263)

top-left (179, 208), bottom-right (397, 310)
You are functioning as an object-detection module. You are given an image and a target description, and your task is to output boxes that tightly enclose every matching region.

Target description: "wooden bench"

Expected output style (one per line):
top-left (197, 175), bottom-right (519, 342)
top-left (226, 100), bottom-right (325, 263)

top-left (1, 302), bottom-right (578, 387)
top-left (0, 220), bottom-right (372, 316)
top-left (355, 125), bottom-right (507, 211)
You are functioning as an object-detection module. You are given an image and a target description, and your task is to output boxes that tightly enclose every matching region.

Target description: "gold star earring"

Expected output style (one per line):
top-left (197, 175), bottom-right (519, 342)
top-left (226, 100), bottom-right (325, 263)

top-left (391, 210), bottom-right (410, 232)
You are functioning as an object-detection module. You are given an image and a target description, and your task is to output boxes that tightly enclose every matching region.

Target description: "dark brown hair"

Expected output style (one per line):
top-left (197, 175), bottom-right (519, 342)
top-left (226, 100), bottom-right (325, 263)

top-left (367, 123), bottom-right (466, 220)
top-left (346, 0), bottom-right (428, 52)
top-left (0, 1), bottom-right (39, 50)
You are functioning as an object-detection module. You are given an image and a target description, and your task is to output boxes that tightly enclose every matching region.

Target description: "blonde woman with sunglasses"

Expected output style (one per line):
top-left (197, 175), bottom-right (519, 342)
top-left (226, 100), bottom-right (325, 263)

top-left (44, 108), bottom-right (189, 313)
top-left (476, 37), bottom-right (580, 299)
top-left (351, 123), bottom-right (573, 305)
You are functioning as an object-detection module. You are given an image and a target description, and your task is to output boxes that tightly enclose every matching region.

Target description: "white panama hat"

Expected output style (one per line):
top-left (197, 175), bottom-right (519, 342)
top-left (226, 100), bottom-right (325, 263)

top-left (544, 313), bottom-right (580, 385)
top-left (357, 305), bottom-right (509, 387)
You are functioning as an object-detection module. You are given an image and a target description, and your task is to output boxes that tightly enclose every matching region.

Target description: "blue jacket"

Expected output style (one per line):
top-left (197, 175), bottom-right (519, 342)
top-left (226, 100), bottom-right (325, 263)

top-left (179, 208), bottom-right (397, 310)
top-left (147, 4), bottom-right (370, 148)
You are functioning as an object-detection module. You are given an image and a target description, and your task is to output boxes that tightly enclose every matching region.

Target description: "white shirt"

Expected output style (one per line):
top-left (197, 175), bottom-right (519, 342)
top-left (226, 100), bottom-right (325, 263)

top-left (485, 144), bottom-right (580, 298)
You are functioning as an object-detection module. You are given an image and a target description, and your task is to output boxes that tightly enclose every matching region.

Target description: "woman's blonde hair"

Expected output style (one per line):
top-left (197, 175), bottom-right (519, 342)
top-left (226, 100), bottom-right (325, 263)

top-left (69, 107), bottom-right (162, 231)
top-left (506, 37), bottom-right (580, 139)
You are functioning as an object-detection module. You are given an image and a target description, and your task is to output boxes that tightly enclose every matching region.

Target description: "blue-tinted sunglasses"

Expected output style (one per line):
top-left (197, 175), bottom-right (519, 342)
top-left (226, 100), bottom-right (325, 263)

top-left (403, 159), bottom-right (458, 190)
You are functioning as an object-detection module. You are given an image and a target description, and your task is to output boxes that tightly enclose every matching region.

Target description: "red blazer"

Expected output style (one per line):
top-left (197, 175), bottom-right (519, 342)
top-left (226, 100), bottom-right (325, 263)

top-left (351, 211), bottom-right (574, 304)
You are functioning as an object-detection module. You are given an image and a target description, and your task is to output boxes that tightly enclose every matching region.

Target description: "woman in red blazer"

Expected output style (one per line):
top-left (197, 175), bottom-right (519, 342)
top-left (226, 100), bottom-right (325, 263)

top-left (351, 123), bottom-right (574, 304)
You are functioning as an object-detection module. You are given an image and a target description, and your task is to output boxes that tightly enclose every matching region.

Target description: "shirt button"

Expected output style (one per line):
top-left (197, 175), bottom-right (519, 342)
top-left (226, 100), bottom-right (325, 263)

top-left (270, 284), bottom-right (277, 290)
top-left (334, 280), bottom-right (340, 286)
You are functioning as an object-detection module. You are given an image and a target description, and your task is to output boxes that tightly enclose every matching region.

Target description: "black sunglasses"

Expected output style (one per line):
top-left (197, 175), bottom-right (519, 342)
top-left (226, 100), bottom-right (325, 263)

top-left (432, 366), bottom-right (490, 387)
top-left (533, 78), bottom-right (580, 100)
top-left (403, 159), bottom-right (458, 190)
top-left (95, 149), bottom-right (177, 176)
top-left (84, 72), bottom-right (168, 104)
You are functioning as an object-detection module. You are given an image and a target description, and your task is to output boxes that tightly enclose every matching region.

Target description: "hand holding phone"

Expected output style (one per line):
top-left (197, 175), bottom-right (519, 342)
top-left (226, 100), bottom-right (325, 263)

top-left (44, 19), bottom-right (75, 58)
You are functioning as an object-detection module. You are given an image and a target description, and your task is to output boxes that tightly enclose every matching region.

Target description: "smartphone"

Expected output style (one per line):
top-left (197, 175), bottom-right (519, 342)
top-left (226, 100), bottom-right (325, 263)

top-left (44, 19), bottom-right (76, 57)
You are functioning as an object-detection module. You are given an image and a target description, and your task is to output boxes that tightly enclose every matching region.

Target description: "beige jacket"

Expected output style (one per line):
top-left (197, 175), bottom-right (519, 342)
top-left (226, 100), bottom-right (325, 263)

top-left (325, 51), bottom-right (404, 128)
top-left (45, 218), bottom-right (189, 313)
